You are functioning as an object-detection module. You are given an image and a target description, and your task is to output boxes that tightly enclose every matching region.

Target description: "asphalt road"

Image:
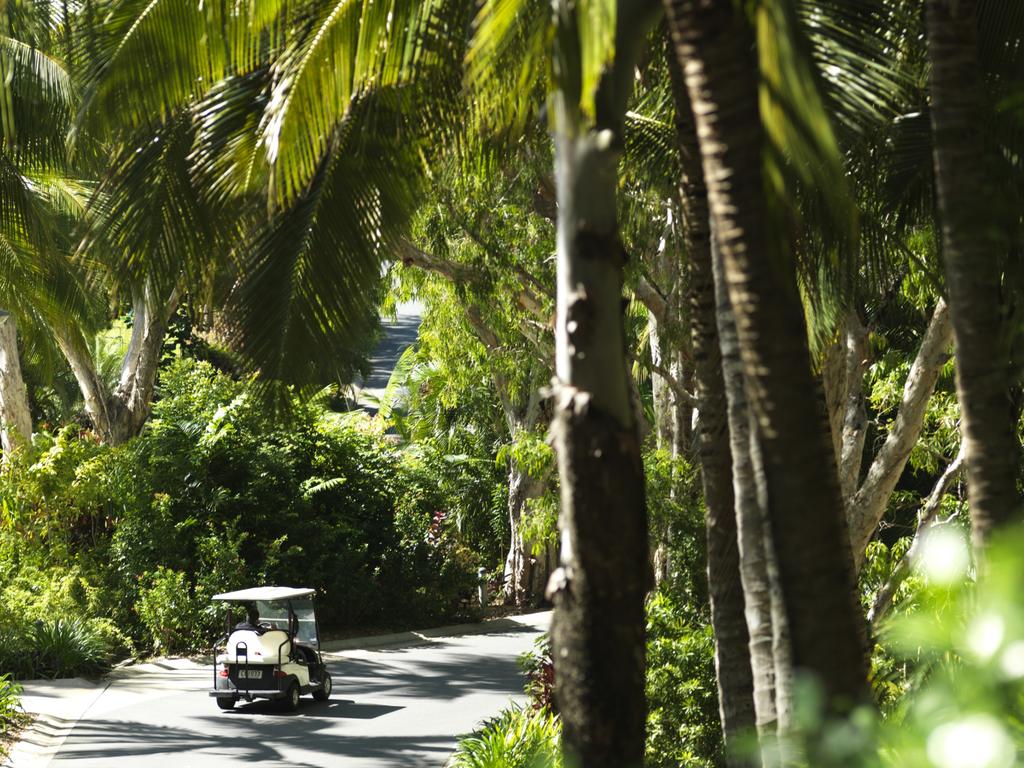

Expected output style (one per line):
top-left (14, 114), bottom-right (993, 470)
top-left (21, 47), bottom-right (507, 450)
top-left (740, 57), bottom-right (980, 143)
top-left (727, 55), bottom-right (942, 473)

top-left (18, 615), bottom-right (547, 768)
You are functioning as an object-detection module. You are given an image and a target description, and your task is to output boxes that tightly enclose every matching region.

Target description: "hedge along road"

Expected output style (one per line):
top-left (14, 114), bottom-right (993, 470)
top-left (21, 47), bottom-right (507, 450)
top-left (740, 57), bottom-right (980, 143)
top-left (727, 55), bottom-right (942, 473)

top-left (11, 613), bottom-right (549, 768)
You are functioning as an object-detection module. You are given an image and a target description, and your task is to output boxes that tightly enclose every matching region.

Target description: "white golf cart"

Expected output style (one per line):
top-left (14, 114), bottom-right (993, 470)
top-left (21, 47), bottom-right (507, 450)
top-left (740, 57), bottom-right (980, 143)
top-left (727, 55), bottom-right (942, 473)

top-left (208, 586), bottom-right (333, 711)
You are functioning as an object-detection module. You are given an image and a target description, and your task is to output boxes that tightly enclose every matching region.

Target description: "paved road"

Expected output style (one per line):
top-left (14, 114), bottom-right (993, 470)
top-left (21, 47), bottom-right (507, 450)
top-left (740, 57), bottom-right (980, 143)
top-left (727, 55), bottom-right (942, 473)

top-left (12, 614), bottom-right (548, 768)
top-left (356, 301), bottom-right (423, 415)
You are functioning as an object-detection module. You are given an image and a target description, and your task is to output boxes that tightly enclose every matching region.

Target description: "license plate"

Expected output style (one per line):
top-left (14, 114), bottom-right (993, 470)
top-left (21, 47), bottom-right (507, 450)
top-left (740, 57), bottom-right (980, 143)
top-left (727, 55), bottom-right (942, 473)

top-left (239, 669), bottom-right (263, 679)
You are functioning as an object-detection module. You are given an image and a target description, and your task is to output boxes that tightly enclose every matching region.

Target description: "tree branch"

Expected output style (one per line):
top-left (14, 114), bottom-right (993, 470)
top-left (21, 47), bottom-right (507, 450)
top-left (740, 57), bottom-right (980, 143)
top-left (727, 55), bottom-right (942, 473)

top-left (629, 349), bottom-right (698, 407)
top-left (634, 274), bottom-right (669, 325)
top-left (846, 299), bottom-right (954, 572)
top-left (867, 444), bottom-right (966, 625)
top-left (399, 240), bottom-right (483, 284)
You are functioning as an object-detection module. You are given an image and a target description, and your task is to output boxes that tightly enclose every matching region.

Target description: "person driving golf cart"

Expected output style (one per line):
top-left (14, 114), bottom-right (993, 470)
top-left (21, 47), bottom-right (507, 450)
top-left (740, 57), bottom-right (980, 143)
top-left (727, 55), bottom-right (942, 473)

top-left (209, 587), bottom-right (333, 712)
top-left (234, 603), bottom-right (263, 633)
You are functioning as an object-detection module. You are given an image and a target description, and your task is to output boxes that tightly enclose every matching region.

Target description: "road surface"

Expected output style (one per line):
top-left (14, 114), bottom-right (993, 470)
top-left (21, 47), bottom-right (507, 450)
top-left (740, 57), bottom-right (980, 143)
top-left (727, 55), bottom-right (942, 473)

top-left (356, 301), bottom-right (423, 415)
top-left (12, 614), bottom-right (548, 768)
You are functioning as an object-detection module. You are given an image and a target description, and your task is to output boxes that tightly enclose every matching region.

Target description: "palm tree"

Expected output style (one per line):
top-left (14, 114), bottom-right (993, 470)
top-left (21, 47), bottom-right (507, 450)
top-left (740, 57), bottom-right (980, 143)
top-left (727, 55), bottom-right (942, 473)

top-left (662, 0), bottom-right (870, 718)
top-left (664, 39), bottom-right (757, 756)
top-left (925, 0), bottom-right (1023, 547)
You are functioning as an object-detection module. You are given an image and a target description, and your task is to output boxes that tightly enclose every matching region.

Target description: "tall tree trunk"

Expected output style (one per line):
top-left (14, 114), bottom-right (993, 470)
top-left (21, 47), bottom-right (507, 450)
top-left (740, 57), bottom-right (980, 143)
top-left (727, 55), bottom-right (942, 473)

top-left (926, 0), bottom-right (1023, 548)
top-left (664, 0), bottom-right (870, 712)
top-left (668, 44), bottom-right (757, 758)
top-left (547, 1), bottom-right (658, 764)
top-left (0, 311), bottom-right (33, 453)
top-left (503, 458), bottom-right (548, 604)
top-left (713, 242), bottom-right (783, 737)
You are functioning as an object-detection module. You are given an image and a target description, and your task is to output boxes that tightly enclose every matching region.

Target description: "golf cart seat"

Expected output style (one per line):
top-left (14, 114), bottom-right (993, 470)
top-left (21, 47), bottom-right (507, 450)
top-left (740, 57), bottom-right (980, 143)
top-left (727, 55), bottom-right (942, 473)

top-left (224, 628), bottom-right (292, 664)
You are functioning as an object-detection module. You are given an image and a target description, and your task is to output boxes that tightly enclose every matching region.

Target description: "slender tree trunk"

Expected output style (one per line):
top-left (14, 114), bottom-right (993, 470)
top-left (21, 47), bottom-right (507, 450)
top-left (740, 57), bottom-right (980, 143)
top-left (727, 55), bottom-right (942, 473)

top-left (712, 242), bottom-right (782, 738)
top-left (664, 0), bottom-right (870, 712)
top-left (668, 45), bottom-right (757, 759)
top-left (0, 311), bottom-right (33, 454)
top-left (547, 2), bottom-right (658, 764)
top-left (926, 0), bottom-right (1023, 548)
top-left (503, 458), bottom-right (548, 604)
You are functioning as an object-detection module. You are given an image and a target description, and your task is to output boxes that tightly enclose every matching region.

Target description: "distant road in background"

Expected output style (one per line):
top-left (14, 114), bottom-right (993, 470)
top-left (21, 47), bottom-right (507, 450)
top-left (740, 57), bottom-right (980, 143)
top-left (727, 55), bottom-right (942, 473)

top-left (355, 301), bottom-right (423, 415)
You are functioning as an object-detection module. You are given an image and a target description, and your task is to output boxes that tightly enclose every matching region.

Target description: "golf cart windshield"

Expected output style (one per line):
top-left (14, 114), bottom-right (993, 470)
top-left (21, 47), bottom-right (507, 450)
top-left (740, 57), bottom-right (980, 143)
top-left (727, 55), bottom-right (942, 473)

top-left (255, 599), bottom-right (319, 647)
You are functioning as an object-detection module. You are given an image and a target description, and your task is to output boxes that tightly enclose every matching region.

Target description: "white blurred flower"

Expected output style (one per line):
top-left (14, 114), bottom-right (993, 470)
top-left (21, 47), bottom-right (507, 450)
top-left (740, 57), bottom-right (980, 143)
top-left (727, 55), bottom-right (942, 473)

top-left (917, 526), bottom-right (970, 585)
top-left (927, 715), bottom-right (1015, 768)
top-left (1000, 641), bottom-right (1024, 679)
top-left (967, 613), bottom-right (1006, 660)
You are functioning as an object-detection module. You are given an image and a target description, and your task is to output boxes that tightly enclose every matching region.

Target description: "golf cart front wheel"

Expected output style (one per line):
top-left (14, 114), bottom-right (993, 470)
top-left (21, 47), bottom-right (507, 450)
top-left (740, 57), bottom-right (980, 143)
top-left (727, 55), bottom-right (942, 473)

top-left (283, 683), bottom-right (300, 712)
top-left (313, 673), bottom-right (332, 702)
top-left (216, 697), bottom-right (236, 711)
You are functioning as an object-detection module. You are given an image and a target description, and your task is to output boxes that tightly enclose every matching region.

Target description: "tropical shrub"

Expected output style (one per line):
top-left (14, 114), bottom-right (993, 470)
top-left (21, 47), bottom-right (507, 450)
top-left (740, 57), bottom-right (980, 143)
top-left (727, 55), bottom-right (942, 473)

top-left (448, 706), bottom-right (562, 768)
top-left (645, 592), bottom-right (723, 768)
top-left (0, 673), bottom-right (23, 752)
top-left (0, 357), bottom-right (482, 660)
top-left (0, 618), bottom-right (111, 680)
top-left (520, 634), bottom-right (556, 715)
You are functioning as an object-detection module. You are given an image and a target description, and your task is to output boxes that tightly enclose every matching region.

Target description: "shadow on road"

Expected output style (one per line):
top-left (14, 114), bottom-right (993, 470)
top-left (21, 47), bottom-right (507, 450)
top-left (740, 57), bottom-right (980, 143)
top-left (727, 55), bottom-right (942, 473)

top-left (328, 650), bottom-right (524, 702)
top-left (53, 717), bottom-right (454, 766)
top-left (47, 633), bottom-right (534, 766)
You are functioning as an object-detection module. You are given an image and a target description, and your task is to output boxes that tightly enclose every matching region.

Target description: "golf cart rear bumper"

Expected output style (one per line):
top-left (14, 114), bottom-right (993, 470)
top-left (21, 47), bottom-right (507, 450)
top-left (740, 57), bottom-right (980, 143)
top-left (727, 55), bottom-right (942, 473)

top-left (209, 689), bottom-right (287, 701)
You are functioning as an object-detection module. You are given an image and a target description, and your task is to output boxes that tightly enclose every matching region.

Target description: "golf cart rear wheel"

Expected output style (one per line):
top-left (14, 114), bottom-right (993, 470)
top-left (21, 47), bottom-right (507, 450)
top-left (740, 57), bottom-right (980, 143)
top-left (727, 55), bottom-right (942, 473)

top-left (283, 682), bottom-right (300, 712)
top-left (216, 697), bottom-right (235, 711)
top-left (313, 673), bottom-right (332, 702)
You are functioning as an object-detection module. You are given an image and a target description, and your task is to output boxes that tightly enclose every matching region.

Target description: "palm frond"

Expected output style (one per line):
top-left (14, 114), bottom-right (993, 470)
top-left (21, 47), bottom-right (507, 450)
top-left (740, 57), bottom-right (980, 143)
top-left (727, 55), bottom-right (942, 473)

top-left (227, 90), bottom-right (426, 386)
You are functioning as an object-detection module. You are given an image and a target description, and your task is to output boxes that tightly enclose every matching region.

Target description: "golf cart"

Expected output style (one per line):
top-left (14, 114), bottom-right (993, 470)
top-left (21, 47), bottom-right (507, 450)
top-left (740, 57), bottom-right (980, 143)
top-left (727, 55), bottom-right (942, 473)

top-left (208, 586), bottom-right (332, 711)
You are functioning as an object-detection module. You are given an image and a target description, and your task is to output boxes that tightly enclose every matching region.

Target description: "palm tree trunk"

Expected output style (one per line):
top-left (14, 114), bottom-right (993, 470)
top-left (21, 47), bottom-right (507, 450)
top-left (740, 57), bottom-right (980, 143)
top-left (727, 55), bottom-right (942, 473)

top-left (663, 0), bottom-right (870, 712)
top-left (712, 242), bottom-right (784, 738)
top-left (547, 2), bottom-right (659, 764)
top-left (668, 45), bottom-right (757, 759)
top-left (925, 0), bottom-right (1023, 548)
top-left (0, 311), bottom-right (32, 453)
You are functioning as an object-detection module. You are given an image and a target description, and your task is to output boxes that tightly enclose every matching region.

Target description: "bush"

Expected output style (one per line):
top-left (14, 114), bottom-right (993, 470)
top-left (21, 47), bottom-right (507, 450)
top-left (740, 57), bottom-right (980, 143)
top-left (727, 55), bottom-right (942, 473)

top-left (449, 706), bottom-right (562, 768)
top-left (0, 673), bottom-right (23, 747)
top-left (29, 619), bottom-right (110, 679)
top-left (1, 357), bottom-right (481, 659)
top-left (0, 618), bottom-right (110, 680)
top-left (520, 635), bottom-right (556, 715)
top-left (137, 568), bottom-right (208, 654)
top-left (645, 592), bottom-right (723, 768)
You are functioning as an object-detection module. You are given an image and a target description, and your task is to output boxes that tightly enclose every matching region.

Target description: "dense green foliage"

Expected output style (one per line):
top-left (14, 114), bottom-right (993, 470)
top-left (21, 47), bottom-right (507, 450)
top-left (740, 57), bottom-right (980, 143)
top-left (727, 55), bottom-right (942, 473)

top-left (0, 673), bottom-right (23, 752)
top-left (449, 706), bottom-right (563, 768)
top-left (0, 358), bottom-right (481, 674)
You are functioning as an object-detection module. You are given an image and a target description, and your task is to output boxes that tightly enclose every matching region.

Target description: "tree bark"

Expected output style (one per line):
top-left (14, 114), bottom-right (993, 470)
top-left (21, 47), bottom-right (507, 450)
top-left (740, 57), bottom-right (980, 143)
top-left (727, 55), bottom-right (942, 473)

top-left (0, 311), bottom-right (33, 454)
top-left (54, 284), bottom-right (179, 445)
top-left (664, 0), bottom-right (870, 712)
top-left (668, 44), bottom-right (757, 758)
top-left (713, 242), bottom-right (782, 739)
top-left (546, 1), bottom-right (659, 764)
top-left (845, 300), bottom-right (953, 571)
top-left (821, 309), bottom-right (870, 502)
top-left (926, 0), bottom-right (1023, 548)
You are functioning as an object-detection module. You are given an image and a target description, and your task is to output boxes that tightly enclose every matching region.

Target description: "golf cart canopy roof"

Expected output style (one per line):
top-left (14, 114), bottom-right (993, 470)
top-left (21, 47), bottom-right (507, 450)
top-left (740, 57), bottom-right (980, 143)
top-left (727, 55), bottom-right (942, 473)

top-left (212, 587), bottom-right (315, 602)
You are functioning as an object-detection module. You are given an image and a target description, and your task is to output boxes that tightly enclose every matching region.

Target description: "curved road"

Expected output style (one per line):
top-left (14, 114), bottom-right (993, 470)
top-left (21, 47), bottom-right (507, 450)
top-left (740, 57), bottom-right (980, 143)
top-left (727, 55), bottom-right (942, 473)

top-left (12, 614), bottom-right (547, 768)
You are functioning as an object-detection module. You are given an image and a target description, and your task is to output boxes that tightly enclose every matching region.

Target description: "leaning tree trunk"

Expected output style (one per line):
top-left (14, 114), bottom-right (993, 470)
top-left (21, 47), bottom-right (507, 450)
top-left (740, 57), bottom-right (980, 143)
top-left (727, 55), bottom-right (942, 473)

top-left (0, 311), bottom-right (33, 453)
top-left (926, 0), bottom-right (1023, 549)
top-left (546, 1), bottom-right (659, 765)
top-left (664, 0), bottom-right (870, 713)
top-left (668, 45), bottom-right (757, 759)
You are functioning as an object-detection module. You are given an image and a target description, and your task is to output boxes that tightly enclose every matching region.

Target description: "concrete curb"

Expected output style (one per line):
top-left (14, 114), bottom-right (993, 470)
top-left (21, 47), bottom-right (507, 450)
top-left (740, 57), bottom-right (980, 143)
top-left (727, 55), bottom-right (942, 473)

top-left (321, 611), bottom-right (550, 653)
